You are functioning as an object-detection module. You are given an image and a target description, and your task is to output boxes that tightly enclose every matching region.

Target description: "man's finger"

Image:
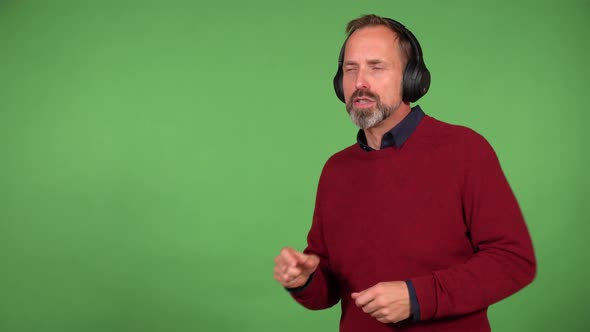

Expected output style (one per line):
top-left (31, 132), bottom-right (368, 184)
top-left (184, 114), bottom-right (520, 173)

top-left (280, 247), bottom-right (298, 267)
top-left (360, 299), bottom-right (380, 314)
top-left (353, 287), bottom-right (377, 307)
top-left (274, 271), bottom-right (286, 283)
top-left (292, 250), bottom-right (308, 263)
top-left (285, 266), bottom-right (302, 277)
top-left (274, 254), bottom-right (289, 274)
top-left (275, 266), bottom-right (304, 287)
top-left (293, 251), bottom-right (319, 271)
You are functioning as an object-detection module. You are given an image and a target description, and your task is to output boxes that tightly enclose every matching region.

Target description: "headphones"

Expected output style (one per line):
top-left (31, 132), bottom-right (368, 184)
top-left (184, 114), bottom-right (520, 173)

top-left (333, 18), bottom-right (431, 104)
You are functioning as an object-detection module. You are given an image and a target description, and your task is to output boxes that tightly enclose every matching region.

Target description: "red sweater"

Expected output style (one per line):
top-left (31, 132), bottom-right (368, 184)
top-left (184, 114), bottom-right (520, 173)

top-left (291, 115), bottom-right (536, 331)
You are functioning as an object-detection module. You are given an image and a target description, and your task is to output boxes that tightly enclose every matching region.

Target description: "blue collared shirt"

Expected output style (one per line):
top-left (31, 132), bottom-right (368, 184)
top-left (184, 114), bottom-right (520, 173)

top-left (356, 105), bottom-right (425, 151)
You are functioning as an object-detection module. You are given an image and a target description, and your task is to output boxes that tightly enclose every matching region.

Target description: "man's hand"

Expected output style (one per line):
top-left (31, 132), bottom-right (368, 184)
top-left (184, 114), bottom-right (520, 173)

top-left (274, 247), bottom-right (320, 289)
top-left (351, 281), bottom-right (411, 324)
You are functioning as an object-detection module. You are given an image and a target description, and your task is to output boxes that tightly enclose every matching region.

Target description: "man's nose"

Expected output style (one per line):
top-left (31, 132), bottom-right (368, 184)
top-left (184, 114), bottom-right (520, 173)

top-left (355, 70), bottom-right (370, 91)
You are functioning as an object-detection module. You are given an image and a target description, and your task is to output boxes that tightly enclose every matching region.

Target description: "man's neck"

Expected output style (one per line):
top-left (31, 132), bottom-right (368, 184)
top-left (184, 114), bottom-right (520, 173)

top-left (364, 104), bottom-right (412, 150)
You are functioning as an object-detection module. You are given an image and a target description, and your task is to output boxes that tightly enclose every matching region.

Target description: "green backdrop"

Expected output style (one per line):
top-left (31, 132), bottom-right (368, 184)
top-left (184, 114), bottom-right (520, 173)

top-left (1, 0), bottom-right (588, 331)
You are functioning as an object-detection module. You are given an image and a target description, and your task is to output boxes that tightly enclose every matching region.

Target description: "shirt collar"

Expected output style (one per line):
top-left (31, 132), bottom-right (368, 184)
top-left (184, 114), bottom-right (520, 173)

top-left (357, 105), bottom-right (425, 151)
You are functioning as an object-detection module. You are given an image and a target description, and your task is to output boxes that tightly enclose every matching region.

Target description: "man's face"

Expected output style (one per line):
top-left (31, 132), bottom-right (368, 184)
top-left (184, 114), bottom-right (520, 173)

top-left (342, 25), bottom-right (405, 129)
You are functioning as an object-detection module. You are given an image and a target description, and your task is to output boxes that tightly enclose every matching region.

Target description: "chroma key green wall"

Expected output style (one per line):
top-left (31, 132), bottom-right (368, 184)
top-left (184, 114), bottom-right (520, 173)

top-left (0, 0), bottom-right (588, 331)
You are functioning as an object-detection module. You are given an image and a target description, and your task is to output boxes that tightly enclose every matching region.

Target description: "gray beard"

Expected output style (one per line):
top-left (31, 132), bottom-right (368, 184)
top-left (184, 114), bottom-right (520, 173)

top-left (347, 99), bottom-right (402, 129)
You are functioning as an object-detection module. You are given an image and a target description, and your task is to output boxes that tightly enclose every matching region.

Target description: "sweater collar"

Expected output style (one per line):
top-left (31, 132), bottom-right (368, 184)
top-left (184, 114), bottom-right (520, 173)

top-left (357, 105), bottom-right (425, 151)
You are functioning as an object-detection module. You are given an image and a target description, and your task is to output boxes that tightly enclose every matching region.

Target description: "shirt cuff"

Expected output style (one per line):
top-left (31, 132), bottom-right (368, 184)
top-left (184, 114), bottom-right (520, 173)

top-left (285, 272), bottom-right (315, 293)
top-left (405, 280), bottom-right (421, 321)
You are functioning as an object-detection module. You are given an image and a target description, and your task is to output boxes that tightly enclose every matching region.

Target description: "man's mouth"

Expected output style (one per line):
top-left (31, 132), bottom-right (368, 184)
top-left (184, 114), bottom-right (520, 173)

top-left (353, 97), bottom-right (375, 108)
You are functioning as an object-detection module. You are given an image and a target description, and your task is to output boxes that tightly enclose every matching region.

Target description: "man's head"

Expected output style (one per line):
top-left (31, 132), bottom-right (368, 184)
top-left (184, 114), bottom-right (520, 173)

top-left (335, 15), bottom-right (429, 129)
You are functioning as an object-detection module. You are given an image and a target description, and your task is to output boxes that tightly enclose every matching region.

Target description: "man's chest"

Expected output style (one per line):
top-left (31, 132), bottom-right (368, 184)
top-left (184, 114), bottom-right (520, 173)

top-left (318, 162), bottom-right (473, 289)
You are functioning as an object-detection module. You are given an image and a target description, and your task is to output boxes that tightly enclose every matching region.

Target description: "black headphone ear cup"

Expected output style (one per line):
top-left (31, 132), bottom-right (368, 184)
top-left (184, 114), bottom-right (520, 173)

top-left (417, 66), bottom-right (431, 100)
top-left (333, 67), bottom-right (345, 103)
top-left (402, 61), bottom-right (431, 103)
top-left (402, 60), bottom-right (419, 102)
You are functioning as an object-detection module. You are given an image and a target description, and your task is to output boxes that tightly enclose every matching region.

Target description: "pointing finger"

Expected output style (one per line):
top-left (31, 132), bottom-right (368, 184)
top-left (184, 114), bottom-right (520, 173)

top-left (280, 247), bottom-right (298, 267)
top-left (292, 250), bottom-right (308, 264)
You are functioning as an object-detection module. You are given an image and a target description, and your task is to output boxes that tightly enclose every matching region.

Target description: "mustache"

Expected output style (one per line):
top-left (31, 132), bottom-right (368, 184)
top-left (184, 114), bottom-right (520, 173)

top-left (350, 89), bottom-right (380, 102)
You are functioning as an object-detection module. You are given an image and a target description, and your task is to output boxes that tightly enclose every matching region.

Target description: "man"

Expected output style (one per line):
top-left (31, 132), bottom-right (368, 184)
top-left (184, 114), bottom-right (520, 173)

top-left (273, 14), bottom-right (536, 331)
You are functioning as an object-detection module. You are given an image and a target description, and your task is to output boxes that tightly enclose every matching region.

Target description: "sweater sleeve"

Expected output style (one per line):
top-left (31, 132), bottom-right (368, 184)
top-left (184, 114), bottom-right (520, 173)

top-left (289, 171), bottom-right (341, 310)
top-left (410, 130), bottom-right (536, 320)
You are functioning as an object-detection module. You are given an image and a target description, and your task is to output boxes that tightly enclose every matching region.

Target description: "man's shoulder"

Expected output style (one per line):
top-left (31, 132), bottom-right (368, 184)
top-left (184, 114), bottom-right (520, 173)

top-left (313, 144), bottom-right (364, 185)
top-left (423, 115), bottom-right (491, 148)
top-left (423, 115), bottom-right (498, 163)
top-left (324, 143), bottom-right (359, 166)
top-left (424, 115), bottom-right (477, 137)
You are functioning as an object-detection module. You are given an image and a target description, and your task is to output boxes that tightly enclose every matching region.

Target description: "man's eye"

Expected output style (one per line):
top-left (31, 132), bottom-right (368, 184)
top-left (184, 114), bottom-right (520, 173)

top-left (372, 67), bottom-right (383, 71)
top-left (344, 68), bottom-right (357, 73)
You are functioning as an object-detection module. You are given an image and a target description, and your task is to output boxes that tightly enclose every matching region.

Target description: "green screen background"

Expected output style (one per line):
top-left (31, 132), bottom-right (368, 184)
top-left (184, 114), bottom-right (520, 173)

top-left (1, 0), bottom-right (588, 331)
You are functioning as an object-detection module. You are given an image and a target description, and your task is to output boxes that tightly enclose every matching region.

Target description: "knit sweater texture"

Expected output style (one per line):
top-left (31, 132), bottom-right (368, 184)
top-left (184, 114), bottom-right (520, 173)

top-left (290, 115), bottom-right (536, 331)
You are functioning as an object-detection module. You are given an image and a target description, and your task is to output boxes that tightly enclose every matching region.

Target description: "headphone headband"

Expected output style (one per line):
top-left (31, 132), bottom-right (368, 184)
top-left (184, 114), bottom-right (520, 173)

top-left (384, 19), bottom-right (423, 79)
